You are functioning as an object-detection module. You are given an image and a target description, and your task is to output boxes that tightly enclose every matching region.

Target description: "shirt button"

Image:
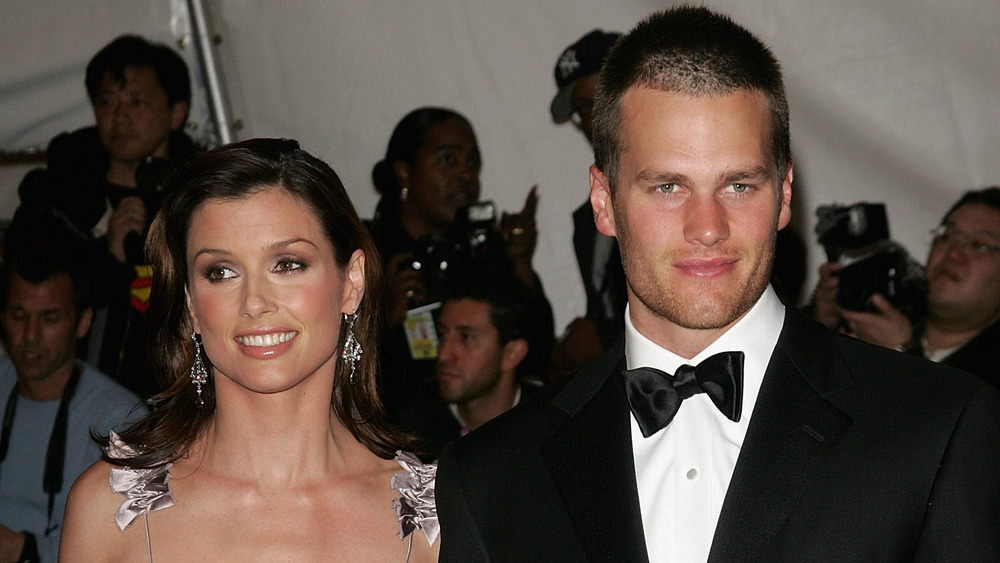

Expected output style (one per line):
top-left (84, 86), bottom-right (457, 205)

top-left (686, 467), bottom-right (699, 481)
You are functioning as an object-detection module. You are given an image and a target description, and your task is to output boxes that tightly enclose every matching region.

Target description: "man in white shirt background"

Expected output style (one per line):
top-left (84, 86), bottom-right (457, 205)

top-left (0, 244), bottom-right (145, 562)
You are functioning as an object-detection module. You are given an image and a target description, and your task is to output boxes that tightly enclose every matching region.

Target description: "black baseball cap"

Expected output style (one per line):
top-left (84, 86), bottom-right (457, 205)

top-left (550, 29), bottom-right (621, 120)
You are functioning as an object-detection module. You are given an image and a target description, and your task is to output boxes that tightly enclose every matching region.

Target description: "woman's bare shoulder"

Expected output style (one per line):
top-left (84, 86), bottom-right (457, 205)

top-left (60, 460), bottom-right (127, 562)
top-left (66, 460), bottom-right (121, 522)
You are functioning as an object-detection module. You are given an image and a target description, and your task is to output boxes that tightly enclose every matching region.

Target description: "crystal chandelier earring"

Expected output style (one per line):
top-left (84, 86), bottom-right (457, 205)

top-left (342, 312), bottom-right (362, 385)
top-left (190, 332), bottom-right (209, 407)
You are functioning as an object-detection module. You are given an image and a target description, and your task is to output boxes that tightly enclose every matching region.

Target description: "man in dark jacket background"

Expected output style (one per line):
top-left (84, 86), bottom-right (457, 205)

top-left (7, 35), bottom-right (200, 399)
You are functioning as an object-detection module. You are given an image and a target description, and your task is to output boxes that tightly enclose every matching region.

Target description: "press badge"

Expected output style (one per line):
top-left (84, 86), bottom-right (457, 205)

top-left (404, 302), bottom-right (441, 359)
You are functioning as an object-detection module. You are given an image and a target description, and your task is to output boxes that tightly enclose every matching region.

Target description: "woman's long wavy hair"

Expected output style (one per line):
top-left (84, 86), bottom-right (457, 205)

top-left (108, 138), bottom-right (408, 467)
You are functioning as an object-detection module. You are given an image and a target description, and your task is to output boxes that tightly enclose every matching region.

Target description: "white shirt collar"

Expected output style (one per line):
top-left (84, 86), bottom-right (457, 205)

top-left (448, 385), bottom-right (522, 429)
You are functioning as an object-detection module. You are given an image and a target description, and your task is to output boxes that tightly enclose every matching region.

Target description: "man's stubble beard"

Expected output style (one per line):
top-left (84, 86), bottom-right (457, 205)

top-left (615, 207), bottom-right (778, 332)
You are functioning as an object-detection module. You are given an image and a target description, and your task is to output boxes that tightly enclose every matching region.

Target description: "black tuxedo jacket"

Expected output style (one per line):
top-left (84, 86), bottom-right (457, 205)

top-left (938, 318), bottom-right (1000, 389)
top-left (437, 307), bottom-right (1000, 562)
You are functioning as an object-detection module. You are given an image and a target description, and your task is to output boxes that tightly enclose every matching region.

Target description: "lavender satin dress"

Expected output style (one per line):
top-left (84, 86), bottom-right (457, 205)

top-left (107, 432), bottom-right (439, 562)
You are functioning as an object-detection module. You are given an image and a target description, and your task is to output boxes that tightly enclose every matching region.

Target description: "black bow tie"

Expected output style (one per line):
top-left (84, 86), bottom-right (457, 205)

top-left (622, 351), bottom-right (744, 438)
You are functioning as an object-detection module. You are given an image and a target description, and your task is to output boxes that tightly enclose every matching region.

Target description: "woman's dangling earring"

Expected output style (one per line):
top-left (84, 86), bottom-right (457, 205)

top-left (342, 312), bottom-right (362, 385)
top-left (190, 332), bottom-right (209, 407)
top-left (400, 185), bottom-right (408, 201)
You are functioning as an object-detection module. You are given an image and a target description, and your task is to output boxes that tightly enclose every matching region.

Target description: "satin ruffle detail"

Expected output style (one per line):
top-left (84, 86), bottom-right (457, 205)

top-left (391, 451), bottom-right (439, 546)
top-left (107, 430), bottom-right (175, 531)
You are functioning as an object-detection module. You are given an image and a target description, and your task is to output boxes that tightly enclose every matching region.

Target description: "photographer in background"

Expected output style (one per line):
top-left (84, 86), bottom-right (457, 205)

top-left (9, 35), bottom-right (200, 400)
top-left (813, 187), bottom-right (1000, 387)
top-left (0, 244), bottom-right (144, 563)
top-left (367, 107), bottom-right (554, 418)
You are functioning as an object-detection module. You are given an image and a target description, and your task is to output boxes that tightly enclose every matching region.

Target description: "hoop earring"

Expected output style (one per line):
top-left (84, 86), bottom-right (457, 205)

top-left (190, 332), bottom-right (209, 407)
top-left (342, 312), bottom-right (362, 385)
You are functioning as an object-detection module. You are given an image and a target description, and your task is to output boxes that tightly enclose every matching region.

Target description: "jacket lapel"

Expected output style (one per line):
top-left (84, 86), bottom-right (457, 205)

top-left (709, 308), bottom-right (855, 561)
top-left (542, 341), bottom-right (650, 562)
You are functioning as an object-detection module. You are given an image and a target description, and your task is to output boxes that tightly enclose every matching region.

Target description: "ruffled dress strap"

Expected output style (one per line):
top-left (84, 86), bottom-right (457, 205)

top-left (391, 450), bottom-right (439, 561)
top-left (106, 431), bottom-right (175, 563)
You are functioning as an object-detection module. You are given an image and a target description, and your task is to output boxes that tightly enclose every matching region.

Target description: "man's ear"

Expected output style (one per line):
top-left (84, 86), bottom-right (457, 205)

top-left (392, 161), bottom-right (410, 194)
top-left (75, 307), bottom-right (94, 339)
top-left (341, 249), bottom-right (366, 314)
top-left (590, 164), bottom-right (617, 237)
top-left (170, 101), bottom-right (189, 132)
top-left (777, 161), bottom-right (793, 230)
top-left (501, 338), bottom-right (529, 373)
top-left (185, 286), bottom-right (201, 334)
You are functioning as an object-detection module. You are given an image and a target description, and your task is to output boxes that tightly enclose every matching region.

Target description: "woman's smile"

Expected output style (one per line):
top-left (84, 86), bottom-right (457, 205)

top-left (235, 330), bottom-right (298, 348)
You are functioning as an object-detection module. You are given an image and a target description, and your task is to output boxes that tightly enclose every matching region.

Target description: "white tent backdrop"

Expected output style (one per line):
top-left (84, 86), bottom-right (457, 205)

top-left (2, 1), bottom-right (998, 333)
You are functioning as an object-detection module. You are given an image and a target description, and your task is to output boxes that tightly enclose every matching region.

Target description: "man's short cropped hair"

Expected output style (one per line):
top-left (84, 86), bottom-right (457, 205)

top-left (592, 6), bottom-right (790, 190)
top-left (85, 34), bottom-right (192, 107)
top-left (440, 269), bottom-right (528, 346)
top-left (0, 243), bottom-right (92, 319)
top-left (942, 186), bottom-right (1000, 224)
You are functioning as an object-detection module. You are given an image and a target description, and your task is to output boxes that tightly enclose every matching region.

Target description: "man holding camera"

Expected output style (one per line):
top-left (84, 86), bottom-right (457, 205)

top-left (10, 35), bottom-right (199, 399)
top-left (814, 187), bottom-right (1000, 387)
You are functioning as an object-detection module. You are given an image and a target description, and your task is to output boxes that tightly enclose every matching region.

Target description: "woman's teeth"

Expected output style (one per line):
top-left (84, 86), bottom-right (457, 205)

top-left (236, 331), bottom-right (298, 347)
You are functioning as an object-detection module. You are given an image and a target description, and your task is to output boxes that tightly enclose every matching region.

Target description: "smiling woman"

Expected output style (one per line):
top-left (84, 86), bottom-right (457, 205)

top-left (58, 139), bottom-right (439, 562)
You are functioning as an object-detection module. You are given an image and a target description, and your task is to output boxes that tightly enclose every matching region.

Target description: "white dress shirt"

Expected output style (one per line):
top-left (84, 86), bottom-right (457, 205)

top-left (626, 286), bottom-right (785, 563)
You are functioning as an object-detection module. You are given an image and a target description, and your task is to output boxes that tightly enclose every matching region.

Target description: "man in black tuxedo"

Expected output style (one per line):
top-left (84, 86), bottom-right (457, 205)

top-left (436, 6), bottom-right (1000, 561)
